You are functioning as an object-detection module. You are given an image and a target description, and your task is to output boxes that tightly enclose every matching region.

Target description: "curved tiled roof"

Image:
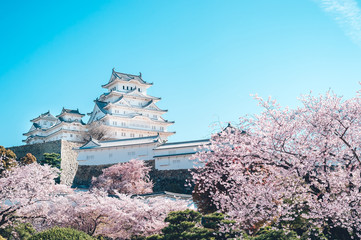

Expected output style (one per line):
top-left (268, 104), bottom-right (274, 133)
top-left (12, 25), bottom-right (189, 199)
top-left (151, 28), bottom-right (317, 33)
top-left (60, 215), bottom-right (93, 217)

top-left (102, 69), bottom-right (153, 88)
top-left (30, 111), bottom-right (57, 122)
top-left (57, 108), bottom-right (85, 117)
top-left (94, 99), bottom-right (109, 114)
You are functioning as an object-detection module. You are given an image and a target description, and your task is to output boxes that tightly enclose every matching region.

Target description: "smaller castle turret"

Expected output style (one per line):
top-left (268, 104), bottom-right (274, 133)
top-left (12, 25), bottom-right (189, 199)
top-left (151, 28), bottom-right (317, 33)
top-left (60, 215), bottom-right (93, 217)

top-left (23, 109), bottom-right (87, 144)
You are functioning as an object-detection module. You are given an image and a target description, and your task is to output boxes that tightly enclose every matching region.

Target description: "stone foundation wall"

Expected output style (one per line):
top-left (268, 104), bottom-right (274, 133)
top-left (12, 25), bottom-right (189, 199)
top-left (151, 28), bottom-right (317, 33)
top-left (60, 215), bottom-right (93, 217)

top-left (60, 141), bottom-right (83, 185)
top-left (9, 140), bottom-right (82, 186)
top-left (72, 164), bottom-right (113, 188)
top-left (9, 140), bottom-right (62, 162)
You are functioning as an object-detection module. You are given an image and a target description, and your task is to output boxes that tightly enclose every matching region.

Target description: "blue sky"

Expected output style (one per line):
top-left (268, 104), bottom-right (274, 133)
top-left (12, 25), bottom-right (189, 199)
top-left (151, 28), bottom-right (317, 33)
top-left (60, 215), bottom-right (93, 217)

top-left (1, 0), bottom-right (361, 147)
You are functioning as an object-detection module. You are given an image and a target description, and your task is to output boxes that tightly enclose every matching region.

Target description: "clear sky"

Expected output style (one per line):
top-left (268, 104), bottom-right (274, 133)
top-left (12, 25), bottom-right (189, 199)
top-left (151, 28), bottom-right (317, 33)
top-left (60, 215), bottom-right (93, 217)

top-left (1, 0), bottom-right (361, 147)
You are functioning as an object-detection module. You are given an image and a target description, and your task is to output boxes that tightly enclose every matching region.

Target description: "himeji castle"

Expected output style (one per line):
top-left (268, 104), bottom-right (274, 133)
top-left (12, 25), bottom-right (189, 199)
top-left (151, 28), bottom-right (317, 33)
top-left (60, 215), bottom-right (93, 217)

top-left (24, 69), bottom-right (175, 144)
top-left (23, 68), bottom-right (209, 170)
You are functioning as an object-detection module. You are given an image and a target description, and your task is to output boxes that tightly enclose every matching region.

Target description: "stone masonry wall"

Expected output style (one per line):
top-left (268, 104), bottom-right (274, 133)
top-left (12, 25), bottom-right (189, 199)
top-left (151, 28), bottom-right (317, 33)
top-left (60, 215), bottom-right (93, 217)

top-left (9, 140), bottom-right (82, 186)
top-left (72, 164), bottom-right (113, 188)
top-left (9, 140), bottom-right (62, 163)
top-left (60, 140), bottom-right (83, 185)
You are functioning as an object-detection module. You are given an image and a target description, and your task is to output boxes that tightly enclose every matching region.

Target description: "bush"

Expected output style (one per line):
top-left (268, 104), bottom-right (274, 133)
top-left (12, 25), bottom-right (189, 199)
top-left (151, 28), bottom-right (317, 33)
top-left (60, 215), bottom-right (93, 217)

top-left (28, 227), bottom-right (94, 240)
top-left (243, 227), bottom-right (299, 240)
top-left (19, 153), bottom-right (37, 165)
top-left (0, 222), bottom-right (35, 240)
top-left (142, 210), bottom-right (239, 240)
top-left (40, 153), bottom-right (61, 169)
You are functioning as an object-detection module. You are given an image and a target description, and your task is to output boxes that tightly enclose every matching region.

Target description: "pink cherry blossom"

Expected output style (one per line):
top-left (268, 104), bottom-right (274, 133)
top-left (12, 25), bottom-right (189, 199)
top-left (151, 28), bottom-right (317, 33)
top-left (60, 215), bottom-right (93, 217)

top-left (192, 90), bottom-right (361, 237)
top-left (0, 163), bottom-right (71, 227)
top-left (91, 159), bottom-right (153, 195)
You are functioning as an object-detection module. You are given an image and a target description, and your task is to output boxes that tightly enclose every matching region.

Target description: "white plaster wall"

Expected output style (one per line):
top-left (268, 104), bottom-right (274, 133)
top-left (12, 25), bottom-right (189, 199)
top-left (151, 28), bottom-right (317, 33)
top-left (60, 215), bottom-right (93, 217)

top-left (155, 145), bottom-right (199, 156)
top-left (77, 143), bottom-right (157, 165)
top-left (155, 155), bottom-right (203, 170)
top-left (153, 143), bottom-right (208, 170)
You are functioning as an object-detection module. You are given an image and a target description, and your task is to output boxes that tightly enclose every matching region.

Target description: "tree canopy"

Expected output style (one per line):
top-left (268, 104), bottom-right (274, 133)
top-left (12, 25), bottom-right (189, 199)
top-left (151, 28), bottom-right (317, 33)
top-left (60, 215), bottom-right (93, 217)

top-left (91, 159), bottom-right (153, 195)
top-left (192, 90), bottom-right (361, 238)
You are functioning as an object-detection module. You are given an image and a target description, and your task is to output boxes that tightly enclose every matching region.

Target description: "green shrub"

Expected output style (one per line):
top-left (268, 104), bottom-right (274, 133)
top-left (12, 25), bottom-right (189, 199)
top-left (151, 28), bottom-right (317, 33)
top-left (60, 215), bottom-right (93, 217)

top-left (144, 210), bottom-right (214, 240)
top-left (29, 227), bottom-right (94, 240)
top-left (40, 153), bottom-right (61, 169)
top-left (0, 222), bottom-right (35, 240)
top-left (141, 210), bottom-right (241, 240)
top-left (243, 227), bottom-right (299, 240)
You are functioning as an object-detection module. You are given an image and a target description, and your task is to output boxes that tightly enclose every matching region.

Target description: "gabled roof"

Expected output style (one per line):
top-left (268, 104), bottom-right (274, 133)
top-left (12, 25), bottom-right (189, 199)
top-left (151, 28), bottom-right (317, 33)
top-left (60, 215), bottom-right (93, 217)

top-left (143, 100), bottom-right (167, 112)
top-left (221, 123), bottom-right (238, 134)
top-left (80, 137), bottom-right (101, 148)
top-left (110, 96), bottom-right (131, 107)
top-left (102, 68), bottom-right (153, 88)
top-left (30, 111), bottom-right (57, 122)
top-left (95, 99), bottom-right (109, 114)
top-left (56, 108), bottom-right (85, 117)
top-left (77, 134), bottom-right (161, 150)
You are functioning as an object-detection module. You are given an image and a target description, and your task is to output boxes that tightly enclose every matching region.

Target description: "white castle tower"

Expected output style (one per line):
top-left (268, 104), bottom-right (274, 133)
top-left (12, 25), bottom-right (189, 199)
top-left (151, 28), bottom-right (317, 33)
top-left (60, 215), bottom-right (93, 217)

top-left (87, 69), bottom-right (175, 140)
top-left (23, 109), bottom-right (87, 144)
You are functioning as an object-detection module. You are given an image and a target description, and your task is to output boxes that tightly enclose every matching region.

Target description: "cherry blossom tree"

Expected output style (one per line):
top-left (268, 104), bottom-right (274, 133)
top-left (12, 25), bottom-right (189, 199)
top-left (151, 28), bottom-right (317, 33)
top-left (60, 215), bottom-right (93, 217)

top-left (30, 190), bottom-right (188, 239)
top-left (0, 146), bottom-right (17, 175)
top-left (91, 159), bottom-right (153, 195)
top-left (0, 163), bottom-right (71, 228)
top-left (192, 90), bottom-right (361, 237)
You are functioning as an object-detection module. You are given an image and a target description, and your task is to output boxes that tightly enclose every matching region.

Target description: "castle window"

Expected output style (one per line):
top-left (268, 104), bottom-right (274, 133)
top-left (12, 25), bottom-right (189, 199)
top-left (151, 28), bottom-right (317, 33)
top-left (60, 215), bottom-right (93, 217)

top-left (138, 88), bottom-right (141, 92)
top-left (139, 134), bottom-right (143, 137)
top-left (70, 134), bottom-right (73, 137)
top-left (130, 133), bottom-right (135, 137)
top-left (152, 126), bottom-right (156, 130)
top-left (121, 132), bottom-right (126, 136)
top-left (123, 86), bottom-right (125, 90)
top-left (113, 121), bottom-right (117, 126)
top-left (127, 86), bottom-right (129, 90)
top-left (160, 127), bottom-right (164, 131)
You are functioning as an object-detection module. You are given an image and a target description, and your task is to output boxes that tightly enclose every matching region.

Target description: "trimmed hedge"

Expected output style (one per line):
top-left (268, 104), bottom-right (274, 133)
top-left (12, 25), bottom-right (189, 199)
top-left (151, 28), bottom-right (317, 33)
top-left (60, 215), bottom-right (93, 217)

top-left (28, 227), bottom-right (94, 240)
